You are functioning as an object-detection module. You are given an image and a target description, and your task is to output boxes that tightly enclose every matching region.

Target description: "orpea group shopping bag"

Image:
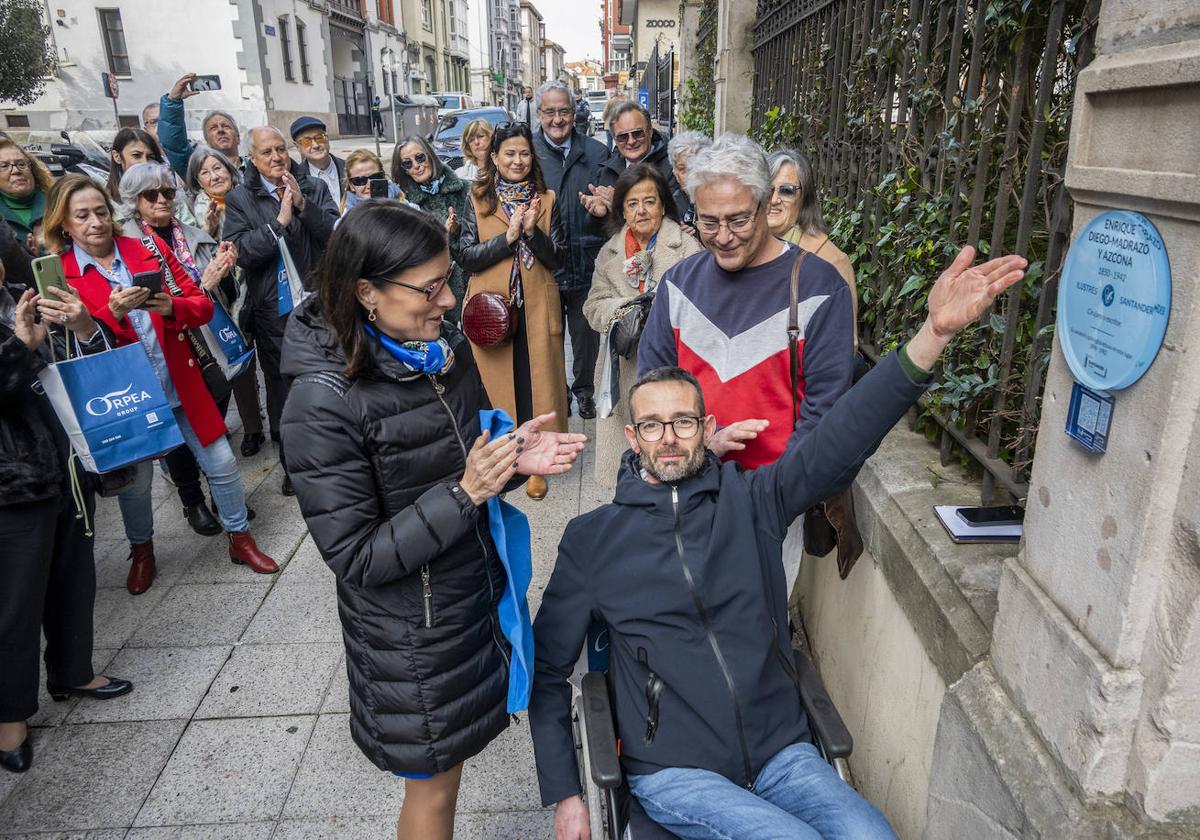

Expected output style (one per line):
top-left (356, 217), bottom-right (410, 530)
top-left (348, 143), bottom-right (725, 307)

top-left (198, 297), bottom-right (255, 380)
top-left (276, 235), bottom-right (306, 316)
top-left (39, 343), bottom-right (184, 473)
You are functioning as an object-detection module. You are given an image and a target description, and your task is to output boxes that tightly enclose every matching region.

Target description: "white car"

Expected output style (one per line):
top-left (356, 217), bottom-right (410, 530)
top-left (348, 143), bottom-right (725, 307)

top-left (434, 92), bottom-right (477, 118)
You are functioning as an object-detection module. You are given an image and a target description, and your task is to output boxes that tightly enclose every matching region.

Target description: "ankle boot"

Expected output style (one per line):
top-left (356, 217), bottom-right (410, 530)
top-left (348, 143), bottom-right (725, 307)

top-left (127, 540), bottom-right (156, 595)
top-left (183, 501), bottom-right (222, 536)
top-left (228, 531), bottom-right (279, 574)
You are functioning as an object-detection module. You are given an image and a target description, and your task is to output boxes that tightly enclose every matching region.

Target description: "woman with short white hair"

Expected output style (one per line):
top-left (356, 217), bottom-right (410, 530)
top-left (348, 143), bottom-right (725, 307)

top-left (666, 130), bottom-right (711, 224)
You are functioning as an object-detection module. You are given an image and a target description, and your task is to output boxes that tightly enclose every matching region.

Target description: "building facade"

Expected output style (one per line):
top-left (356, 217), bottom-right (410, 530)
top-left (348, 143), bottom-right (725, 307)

top-left (566, 60), bottom-right (605, 94)
top-left (518, 1), bottom-right (545, 90)
top-left (543, 39), bottom-right (566, 86)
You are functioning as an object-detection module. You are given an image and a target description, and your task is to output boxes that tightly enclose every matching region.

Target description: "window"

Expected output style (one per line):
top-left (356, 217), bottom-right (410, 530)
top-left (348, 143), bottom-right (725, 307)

top-left (97, 9), bottom-right (130, 77)
top-left (117, 114), bottom-right (140, 128)
top-left (448, 0), bottom-right (457, 35)
top-left (421, 0), bottom-right (432, 29)
top-left (297, 20), bottom-right (311, 83)
top-left (4, 114), bottom-right (30, 128)
top-left (279, 17), bottom-right (295, 82)
top-left (377, 0), bottom-right (395, 25)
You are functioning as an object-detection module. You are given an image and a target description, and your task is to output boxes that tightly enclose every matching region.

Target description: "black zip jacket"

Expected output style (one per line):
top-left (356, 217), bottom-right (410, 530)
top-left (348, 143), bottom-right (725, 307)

top-left (594, 129), bottom-right (680, 197)
top-left (532, 128), bottom-right (609, 292)
top-left (529, 350), bottom-right (928, 806)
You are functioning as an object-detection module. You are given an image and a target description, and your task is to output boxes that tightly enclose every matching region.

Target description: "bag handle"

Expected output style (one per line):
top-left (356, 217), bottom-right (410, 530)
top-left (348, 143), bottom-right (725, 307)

top-left (787, 247), bottom-right (809, 425)
top-left (140, 235), bottom-right (217, 367)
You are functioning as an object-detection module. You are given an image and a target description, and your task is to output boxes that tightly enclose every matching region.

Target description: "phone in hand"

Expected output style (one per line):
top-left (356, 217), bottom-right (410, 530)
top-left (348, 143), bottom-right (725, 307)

top-left (369, 177), bottom-right (390, 198)
top-left (131, 271), bottom-right (164, 299)
top-left (31, 254), bottom-right (68, 300)
top-left (187, 74), bottom-right (222, 93)
top-left (956, 505), bottom-right (1025, 527)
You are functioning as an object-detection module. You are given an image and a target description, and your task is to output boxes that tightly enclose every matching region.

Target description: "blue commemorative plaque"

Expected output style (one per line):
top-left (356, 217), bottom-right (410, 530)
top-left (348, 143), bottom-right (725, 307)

top-left (1057, 210), bottom-right (1171, 391)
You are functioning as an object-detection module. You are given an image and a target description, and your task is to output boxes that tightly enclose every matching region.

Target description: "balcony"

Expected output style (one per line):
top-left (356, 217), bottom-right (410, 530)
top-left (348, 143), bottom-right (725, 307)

top-left (611, 33), bottom-right (633, 50)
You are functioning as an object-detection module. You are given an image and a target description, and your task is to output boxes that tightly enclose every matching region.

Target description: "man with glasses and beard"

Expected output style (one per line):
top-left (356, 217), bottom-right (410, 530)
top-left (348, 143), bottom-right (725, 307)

top-left (530, 245), bottom-right (1028, 839)
top-left (581, 102), bottom-right (679, 220)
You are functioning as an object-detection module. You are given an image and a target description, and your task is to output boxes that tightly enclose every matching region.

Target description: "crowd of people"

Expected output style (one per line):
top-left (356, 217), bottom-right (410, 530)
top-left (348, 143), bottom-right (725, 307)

top-left (0, 72), bottom-right (1031, 840)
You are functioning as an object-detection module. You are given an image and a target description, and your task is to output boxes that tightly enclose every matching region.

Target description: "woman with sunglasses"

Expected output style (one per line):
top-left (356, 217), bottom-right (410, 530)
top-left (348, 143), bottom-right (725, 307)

top-left (340, 148), bottom-right (407, 214)
top-left (458, 122), bottom-right (569, 501)
top-left (47, 174), bottom-right (278, 596)
top-left (106, 128), bottom-right (196, 226)
top-left (391, 135), bottom-right (470, 323)
top-left (766, 149), bottom-right (858, 345)
top-left (280, 200), bottom-right (585, 840)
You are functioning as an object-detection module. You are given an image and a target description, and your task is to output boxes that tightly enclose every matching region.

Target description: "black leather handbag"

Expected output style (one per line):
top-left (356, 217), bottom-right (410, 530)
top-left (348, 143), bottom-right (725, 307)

top-left (609, 292), bottom-right (654, 359)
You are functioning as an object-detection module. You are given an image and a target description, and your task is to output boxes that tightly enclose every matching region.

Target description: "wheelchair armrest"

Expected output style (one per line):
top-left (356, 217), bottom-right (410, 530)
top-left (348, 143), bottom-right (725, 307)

top-left (581, 671), bottom-right (623, 789)
top-left (793, 648), bottom-right (853, 760)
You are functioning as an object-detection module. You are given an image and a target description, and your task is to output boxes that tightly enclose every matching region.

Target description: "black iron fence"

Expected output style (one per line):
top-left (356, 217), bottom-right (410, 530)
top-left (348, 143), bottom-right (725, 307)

top-left (751, 0), bottom-right (1100, 502)
top-left (646, 42), bottom-right (675, 129)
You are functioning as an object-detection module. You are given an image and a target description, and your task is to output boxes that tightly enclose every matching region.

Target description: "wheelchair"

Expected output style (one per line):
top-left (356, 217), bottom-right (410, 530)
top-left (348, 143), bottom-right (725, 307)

top-left (571, 644), bottom-right (854, 839)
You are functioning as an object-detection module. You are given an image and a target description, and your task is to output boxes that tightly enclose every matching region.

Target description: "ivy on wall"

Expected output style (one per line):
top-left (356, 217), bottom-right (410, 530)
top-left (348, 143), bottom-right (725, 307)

top-left (677, 0), bottom-right (717, 135)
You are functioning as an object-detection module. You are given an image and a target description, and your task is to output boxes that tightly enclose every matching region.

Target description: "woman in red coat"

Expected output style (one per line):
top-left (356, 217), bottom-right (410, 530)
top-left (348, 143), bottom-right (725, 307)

top-left (45, 176), bottom-right (277, 594)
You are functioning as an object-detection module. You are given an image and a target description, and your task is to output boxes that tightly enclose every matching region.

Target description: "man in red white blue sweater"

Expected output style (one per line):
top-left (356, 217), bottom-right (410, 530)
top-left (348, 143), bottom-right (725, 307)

top-left (638, 134), bottom-right (855, 469)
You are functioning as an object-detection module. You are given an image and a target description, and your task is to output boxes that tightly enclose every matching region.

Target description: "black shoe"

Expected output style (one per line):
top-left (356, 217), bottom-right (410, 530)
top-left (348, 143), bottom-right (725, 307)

top-left (46, 676), bottom-right (133, 703)
top-left (184, 501), bottom-right (222, 536)
top-left (270, 430), bottom-right (281, 443)
top-left (576, 395), bottom-right (596, 420)
top-left (240, 432), bottom-right (265, 457)
top-left (281, 475), bottom-right (295, 496)
top-left (0, 734), bottom-right (31, 773)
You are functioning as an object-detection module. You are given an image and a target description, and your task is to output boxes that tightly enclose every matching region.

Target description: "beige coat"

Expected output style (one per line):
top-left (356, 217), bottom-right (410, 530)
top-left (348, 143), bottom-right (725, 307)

top-left (583, 217), bottom-right (704, 491)
top-left (463, 190), bottom-right (568, 432)
top-left (782, 227), bottom-right (858, 344)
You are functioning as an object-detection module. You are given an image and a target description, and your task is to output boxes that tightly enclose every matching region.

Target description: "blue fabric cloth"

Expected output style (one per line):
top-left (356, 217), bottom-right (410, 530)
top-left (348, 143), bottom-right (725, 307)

top-left (419, 174), bottom-right (446, 195)
top-left (478, 408), bottom-right (534, 713)
top-left (73, 244), bottom-right (180, 407)
top-left (364, 324), bottom-right (454, 376)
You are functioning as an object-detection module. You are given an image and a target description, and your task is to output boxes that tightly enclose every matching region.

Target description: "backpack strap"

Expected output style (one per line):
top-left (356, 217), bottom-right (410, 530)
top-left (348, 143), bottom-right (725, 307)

top-left (787, 247), bottom-right (809, 425)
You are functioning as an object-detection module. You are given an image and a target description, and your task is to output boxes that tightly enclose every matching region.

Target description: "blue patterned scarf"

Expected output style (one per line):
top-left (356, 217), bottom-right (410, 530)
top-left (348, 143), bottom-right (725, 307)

top-left (365, 324), bottom-right (455, 376)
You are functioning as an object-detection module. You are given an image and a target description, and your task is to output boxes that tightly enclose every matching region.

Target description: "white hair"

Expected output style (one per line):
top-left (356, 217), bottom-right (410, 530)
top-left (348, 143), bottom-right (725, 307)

top-left (119, 162), bottom-right (176, 215)
top-left (684, 133), bottom-right (772, 204)
top-left (535, 80), bottom-right (571, 111)
top-left (667, 131), bottom-right (712, 169)
top-left (244, 125), bottom-right (286, 155)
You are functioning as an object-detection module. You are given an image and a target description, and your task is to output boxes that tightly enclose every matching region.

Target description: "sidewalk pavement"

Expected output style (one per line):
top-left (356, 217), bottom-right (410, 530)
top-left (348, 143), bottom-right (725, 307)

top-left (0, 401), bottom-right (603, 839)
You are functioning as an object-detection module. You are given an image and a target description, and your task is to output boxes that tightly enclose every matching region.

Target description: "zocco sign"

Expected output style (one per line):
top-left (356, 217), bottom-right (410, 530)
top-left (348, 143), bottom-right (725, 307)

top-left (86, 384), bottom-right (153, 417)
top-left (646, 19), bottom-right (676, 28)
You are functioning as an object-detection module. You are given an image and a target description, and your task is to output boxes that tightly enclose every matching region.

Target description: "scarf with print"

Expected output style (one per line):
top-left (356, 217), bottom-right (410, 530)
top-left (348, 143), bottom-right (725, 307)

top-left (418, 174), bottom-right (446, 195)
top-left (495, 177), bottom-right (536, 306)
top-left (623, 228), bottom-right (658, 293)
top-left (138, 216), bottom-right (201, 284)
top-left (365, 324), bottom-right (456, 376)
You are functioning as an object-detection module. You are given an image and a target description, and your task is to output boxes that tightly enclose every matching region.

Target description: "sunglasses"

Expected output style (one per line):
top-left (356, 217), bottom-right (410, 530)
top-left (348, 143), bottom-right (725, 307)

top-left (615, 128), bottom-right (647, 146)
top-left (399, 152), bottom-right (428, 170)
top-left (349, 173), bottom-right (386, 186)
top-left (773, 184), bottom-right (800, 198)
top-left (140, 187), bottom-right (177, 203)
top-left (296, 132), bottom-right (328, 148)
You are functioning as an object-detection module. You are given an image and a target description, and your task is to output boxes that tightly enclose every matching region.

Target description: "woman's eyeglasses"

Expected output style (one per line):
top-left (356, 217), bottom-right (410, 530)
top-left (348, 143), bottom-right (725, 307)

top-left (0, 160), bottom-right (31, 173)
top-left (773, 184), bottom-right (800, 199)
top-left (296, 133), bottom-right (328, 148)
top-left (632, 416), bottom-right (701, 442)
top-left (399, 153), bottom-right (428, 171)
top-left (140, 187), bottom-right (177, 203)
top-left (614, 128), bottom-right (647, 147)
top-left (375, 263), bottom-right (457, 301)
top-left (349, 173), bottom-right (386, 186)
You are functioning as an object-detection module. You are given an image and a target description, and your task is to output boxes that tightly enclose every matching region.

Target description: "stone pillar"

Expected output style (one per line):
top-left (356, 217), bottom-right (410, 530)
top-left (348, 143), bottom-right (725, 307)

top-left (712, 0), bottom-right (754, 135)
top-left (676, 0), bottom-right (705, 96)
top-left (926, 3), bottom-right (1200, 837)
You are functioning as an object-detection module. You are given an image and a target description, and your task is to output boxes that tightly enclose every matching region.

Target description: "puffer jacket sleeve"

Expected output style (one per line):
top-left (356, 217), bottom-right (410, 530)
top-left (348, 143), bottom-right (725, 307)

top-left (457, 197), bottom-right (517, 272)
top-left (282, 378), bottom-right (482, 588)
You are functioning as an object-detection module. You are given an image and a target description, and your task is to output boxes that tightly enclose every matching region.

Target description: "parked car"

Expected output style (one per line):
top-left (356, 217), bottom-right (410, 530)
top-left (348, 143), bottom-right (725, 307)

top-left (434, 92), bottom-right (477, 118)
top-left (430, 106), bottom-right (511, 170)
top-left (587, 94), bottom-right (608, 137)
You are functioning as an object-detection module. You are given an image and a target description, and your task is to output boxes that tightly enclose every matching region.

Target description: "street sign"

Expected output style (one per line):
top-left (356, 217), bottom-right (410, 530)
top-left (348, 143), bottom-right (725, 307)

top-left (101, 72), bottom-right (119, 99)
top-left (1057, 210), bottom-right (1171, 391)
top-left (637, 88), bottom-right (649, 108)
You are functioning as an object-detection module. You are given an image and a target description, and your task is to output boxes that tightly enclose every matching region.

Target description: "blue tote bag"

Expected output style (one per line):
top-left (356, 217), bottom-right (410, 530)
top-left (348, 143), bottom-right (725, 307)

top-left (197, 298), bottom-right (255, 380)
top-left (39, 342), bottom-right (184, 473)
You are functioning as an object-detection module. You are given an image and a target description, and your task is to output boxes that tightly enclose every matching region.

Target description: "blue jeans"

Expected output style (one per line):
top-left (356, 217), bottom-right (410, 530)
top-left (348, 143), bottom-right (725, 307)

top-left (627, 742), bottom-right (898, 840)
top-left (117, 407), bottom-right (250, 542)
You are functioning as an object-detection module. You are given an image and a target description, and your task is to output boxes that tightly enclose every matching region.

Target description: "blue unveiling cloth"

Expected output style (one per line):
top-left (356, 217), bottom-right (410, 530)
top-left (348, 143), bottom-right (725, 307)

top-left (478, 408), bottom-right (535, 713)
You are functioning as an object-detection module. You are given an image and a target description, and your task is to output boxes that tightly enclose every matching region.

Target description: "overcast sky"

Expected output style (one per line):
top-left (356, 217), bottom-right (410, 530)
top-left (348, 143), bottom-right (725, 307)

top-left (534, 0), bottom-right (606, 64)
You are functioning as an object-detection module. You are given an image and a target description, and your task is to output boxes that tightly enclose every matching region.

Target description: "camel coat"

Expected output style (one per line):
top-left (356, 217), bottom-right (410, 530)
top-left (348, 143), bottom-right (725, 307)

top-left (459, 188), bottom-right (569, 432)
top-left (583, 217), bottom-right (704, 492)
top-left (782, 226), bottom-right (858, 345)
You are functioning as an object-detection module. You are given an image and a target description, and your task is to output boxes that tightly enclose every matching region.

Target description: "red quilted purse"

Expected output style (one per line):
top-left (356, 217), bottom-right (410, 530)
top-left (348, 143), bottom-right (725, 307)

top-left (462, 291), bottom-right (518, 347)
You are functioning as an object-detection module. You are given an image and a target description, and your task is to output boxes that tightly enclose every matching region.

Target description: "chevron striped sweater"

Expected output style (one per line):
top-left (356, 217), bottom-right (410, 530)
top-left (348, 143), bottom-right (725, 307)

top-left (637, 242), bottom-right (855, 469)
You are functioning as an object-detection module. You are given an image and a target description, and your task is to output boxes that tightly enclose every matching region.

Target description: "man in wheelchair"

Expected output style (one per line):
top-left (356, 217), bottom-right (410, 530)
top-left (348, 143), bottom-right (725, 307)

top-left (529, 246), bottom-right (1027, 839)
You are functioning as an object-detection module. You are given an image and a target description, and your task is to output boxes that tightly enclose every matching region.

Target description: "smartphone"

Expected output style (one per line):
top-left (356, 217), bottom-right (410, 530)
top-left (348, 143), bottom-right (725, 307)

top-left (31, 254), bottom-right (68, 299)
top-left (187, 74), bottom-right (222, 93)
top-left (131, 271), bottom-right (163, 296)
top-left (956, 505), bottom-right (1025, 527)
top-left (369, 177), bottom-right (390, 198)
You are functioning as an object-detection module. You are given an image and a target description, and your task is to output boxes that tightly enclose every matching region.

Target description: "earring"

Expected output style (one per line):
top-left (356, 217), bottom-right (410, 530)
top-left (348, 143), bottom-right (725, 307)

top-left (368, 308), bottom-right (377, 322)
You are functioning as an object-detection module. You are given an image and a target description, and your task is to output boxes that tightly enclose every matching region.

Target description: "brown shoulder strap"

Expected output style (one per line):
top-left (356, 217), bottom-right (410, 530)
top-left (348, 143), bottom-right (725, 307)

top-left (788, 247), bottom-right (808, 424)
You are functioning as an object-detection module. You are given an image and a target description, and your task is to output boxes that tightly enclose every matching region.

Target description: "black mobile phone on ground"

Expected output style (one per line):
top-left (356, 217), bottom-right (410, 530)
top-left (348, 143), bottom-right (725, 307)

top-left (132, 271), bottom-right (163, 297)
top-left (188, 75), bottom-right (222, 92)
top-left (956, 505), bottom-right (1025, 527)
top-left (369, 177), bottom-right (390, 198)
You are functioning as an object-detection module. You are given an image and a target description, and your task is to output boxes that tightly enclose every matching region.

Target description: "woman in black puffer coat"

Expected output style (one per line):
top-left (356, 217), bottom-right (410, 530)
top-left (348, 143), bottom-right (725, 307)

top-left (280, 201), bottom-right (584, 840)
top-left (0, 261), bottom-right (133, 774)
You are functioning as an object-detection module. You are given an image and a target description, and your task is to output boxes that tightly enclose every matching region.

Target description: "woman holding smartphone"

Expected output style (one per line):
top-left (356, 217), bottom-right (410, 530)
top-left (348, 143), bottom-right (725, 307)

top-left (44, 175), bottom-right (277, 595)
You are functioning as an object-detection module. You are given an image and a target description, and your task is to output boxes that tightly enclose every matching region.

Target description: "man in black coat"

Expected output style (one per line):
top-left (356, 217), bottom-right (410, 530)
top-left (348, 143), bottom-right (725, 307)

top-left (530, 246), bottom-right (1028, 838)
top-left (289, 116), bottom-right (346, 205)
top-left (580, 101), bottom-right (679, 219)
top-left (532, 80), bottom-right (609, 419)
top-left (223, 126), bottom-right (338, 494)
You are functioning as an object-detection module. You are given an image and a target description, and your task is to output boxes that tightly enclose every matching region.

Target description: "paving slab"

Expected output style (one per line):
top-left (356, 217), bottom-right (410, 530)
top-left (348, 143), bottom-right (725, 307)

top-left (133, 715), bottom-right (315, 827)
top-left (281, 713), bottom-right (401, 820)
top-left (125, 822), bottom-right (274, 839)
top-left (457, 720), bottom-right (543, 813)
top-left (195, 643), bottom-right (342, 719)
top-left (239, 580), bottom-right (340, 645)
top-left (1, 831), bottom-right (128, 839)
top-left (319, 655), bottom-right (350, 715)
top-left (90, 585), bottom-right (171, 650)
top-left (29, 648), bottom-right (118, 728)
top-left (66, 646), bottom-right (231, 724)
top-left (0, 720), bottom-right (185, 833)
top-left (127, 583), bottom-right (272, 648)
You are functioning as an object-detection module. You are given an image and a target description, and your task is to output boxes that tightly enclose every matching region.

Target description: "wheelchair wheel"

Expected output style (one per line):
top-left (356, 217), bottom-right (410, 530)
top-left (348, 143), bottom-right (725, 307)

top-left (573, 690), bottom-right (614, 839)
